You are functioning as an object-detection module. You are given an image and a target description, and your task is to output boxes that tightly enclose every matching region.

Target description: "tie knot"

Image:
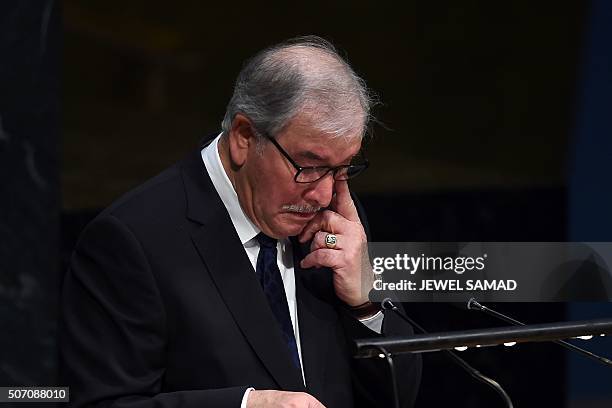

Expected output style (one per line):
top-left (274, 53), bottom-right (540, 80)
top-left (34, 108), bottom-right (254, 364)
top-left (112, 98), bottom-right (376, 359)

top-left (256, 232), bottom-right (277, 249)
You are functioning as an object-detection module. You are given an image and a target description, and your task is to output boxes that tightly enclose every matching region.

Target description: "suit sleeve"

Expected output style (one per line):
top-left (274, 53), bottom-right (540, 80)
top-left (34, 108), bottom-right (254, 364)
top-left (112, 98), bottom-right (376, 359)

top-left (339, 305), bottom-right (422, 408)
top-left (343, 193), bottom-right (422, 407)
top-left (60, 214), bottom-right (248, 408)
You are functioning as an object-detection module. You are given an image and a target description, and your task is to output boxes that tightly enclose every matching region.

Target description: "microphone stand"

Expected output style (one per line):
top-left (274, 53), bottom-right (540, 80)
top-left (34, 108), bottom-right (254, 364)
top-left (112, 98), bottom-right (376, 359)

top-left (370, 344), bottom-right (401, 408)
top-left (382, 299), bottom-right (514, 408)
top-left (466, 298), bottom-right (612, 367)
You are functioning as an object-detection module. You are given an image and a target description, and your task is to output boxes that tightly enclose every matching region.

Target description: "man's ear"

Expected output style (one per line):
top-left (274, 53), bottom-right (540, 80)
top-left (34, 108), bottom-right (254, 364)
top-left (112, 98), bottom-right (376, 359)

top-left (227, 113), bottom-right (256, 167)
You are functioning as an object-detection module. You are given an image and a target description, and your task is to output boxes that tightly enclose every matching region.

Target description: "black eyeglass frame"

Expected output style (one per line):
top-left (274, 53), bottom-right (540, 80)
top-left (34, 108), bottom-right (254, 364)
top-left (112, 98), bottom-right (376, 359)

top-left (263, 134), bottom-right (370, 184)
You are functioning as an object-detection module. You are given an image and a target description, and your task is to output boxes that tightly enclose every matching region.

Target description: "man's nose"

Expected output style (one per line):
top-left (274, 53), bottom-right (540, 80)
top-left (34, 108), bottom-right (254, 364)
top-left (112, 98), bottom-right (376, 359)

top-left (304, 173), bottom-right (335, 208)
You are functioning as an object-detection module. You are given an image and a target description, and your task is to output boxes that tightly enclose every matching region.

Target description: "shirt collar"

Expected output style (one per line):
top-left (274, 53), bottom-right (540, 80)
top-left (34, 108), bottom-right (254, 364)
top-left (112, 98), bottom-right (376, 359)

top-left (201, 133), bottom-right (260, 245)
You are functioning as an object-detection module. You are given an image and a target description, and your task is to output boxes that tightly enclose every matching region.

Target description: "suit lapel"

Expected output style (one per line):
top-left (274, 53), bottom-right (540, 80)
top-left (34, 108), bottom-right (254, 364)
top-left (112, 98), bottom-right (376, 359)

top-left (291, 238), bottom-right (336, 397)
top-left (181, 148), bottom-right (305, 391)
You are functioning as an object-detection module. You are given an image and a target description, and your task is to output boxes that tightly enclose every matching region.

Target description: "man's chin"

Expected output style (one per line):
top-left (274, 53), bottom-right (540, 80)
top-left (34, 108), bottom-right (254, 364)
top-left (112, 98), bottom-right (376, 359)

top-left (273, 213), bottom-right (314, 237)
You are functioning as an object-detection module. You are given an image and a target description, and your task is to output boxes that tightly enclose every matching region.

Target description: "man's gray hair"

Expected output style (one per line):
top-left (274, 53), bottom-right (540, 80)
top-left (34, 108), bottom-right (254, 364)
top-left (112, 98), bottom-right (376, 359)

top-left (221, 36), bottom-right (375, 142)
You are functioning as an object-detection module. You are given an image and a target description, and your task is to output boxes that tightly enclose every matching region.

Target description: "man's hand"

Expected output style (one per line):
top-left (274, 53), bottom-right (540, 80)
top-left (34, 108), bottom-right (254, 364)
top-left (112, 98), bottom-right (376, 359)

top-left (247, 390), bottom-right (326, 407)
top-left (298, 180), bottom-right (373, 307)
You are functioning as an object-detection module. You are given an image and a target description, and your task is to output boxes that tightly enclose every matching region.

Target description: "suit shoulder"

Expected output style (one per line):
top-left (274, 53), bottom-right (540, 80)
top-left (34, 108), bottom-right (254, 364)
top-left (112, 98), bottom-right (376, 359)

top-left (96, 159), bottom-right (189, 230)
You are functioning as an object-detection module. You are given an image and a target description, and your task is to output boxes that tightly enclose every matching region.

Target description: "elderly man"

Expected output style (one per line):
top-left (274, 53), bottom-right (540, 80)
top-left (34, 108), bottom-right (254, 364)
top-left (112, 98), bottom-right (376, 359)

top-left (60, 36), bottom-right (421, 407)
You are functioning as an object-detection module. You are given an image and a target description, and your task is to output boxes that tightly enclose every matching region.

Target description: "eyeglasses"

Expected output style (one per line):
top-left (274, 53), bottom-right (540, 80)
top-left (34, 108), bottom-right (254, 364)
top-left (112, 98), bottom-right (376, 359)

top-left (265, 134), bottom-right (369, 184)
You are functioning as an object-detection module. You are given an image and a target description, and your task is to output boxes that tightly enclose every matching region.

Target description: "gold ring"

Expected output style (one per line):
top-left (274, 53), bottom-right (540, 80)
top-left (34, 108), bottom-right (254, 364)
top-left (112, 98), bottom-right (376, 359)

top-left (325, 233), bottom-right (337, 249)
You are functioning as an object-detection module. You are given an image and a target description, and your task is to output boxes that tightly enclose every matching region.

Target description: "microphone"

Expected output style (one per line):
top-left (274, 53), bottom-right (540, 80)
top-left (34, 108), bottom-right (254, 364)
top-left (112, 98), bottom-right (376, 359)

top-left (381, 298), bottom-right (514, 408)
top-left (465, 298), bottom-right (612, 367)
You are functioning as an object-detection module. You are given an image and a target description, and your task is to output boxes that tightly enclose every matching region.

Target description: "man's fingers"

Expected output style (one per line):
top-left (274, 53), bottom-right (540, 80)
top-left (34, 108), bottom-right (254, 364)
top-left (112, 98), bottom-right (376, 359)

top-left (300, 392), bottom-right (326, 408)
top-left (311, 399), bottom-right (327, 408)
top-left (298, 210), bottom-right (345, 243)
top-left (300, 248), bottom-right (341, 270)
top-left (310, 231), bottom-right (342, 252)
top-left (247, 390), bottom-right (326, 408)
top-left (299, 212), bottom-right (324, 243)
top-left (330, 180), bottom-right (359, 222)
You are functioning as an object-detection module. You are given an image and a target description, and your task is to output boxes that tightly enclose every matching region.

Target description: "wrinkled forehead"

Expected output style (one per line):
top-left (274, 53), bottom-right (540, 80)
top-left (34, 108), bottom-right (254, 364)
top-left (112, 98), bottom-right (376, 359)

top-left (276, 114), bottom-right (363, 164)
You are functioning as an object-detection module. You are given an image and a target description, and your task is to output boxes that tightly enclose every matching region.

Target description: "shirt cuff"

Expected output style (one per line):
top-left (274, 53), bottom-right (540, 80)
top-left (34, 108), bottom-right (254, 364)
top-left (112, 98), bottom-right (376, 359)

top-left (240, 387), bottom-right (255, 408)
top-left (359, 310), bottom-right (384, 333)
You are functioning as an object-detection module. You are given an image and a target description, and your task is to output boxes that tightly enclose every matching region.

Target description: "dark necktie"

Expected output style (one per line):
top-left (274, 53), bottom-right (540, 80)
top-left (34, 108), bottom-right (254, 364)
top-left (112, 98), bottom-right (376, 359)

top-left (255, 233), bottom-right (301, 371)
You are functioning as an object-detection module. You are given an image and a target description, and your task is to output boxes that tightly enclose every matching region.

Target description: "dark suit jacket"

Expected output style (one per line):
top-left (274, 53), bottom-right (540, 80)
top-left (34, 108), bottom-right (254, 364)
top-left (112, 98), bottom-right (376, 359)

top-left (60, 145), bottom-right (421, 407)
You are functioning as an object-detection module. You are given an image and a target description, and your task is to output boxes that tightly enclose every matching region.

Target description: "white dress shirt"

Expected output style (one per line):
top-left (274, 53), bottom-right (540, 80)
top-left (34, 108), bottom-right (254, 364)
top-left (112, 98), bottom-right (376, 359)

top-left (201, 134), bottom-right (382, 407)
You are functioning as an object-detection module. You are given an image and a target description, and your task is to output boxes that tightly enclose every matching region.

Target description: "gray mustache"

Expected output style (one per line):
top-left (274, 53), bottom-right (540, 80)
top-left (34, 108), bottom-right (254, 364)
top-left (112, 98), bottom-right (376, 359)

top-left (281, 204), bottom-right (321, 213)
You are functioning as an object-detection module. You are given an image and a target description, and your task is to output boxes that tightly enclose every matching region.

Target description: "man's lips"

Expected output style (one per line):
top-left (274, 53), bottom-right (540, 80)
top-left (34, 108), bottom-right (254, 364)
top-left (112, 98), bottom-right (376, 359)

top-left (281, 204), bottom-right (321, 221)
top-left (286, 211), bottom-right (317, 220)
